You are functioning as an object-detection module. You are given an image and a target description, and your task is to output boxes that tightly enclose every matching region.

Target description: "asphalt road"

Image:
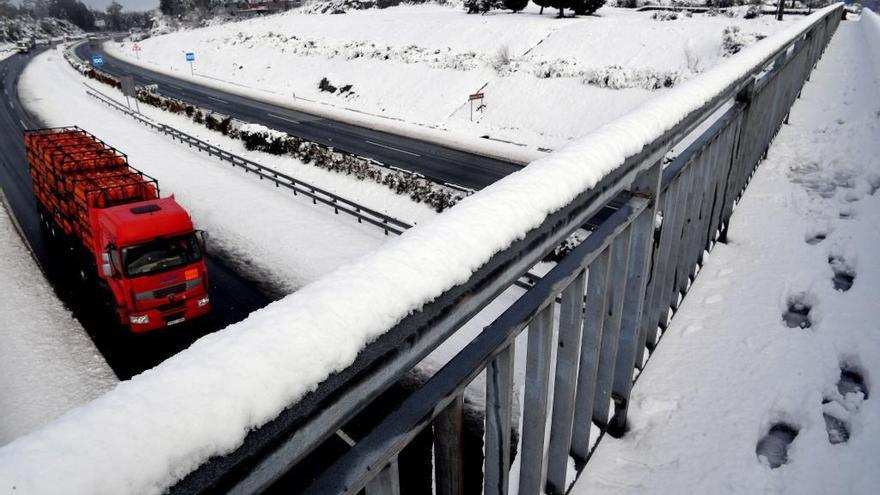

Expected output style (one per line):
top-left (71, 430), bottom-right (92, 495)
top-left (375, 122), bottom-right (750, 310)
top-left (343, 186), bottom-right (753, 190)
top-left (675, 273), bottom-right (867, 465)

top-left (0, 50), bottom-right (272, 380)
top-left (75, 43), bottom-right (523, 191)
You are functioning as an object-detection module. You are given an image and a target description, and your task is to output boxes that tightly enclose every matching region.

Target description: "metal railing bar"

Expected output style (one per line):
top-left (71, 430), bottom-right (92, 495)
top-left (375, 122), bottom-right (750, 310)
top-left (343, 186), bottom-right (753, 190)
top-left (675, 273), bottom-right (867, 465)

top-left (484, 344), bottom-right (515, 495)
top-left (516, 302), bottom-right (556, 495)
top-left (591, 226), bottom-right (634, 429)
top-left (544, 269), bottom-right (587, 495)
top-left (570, 247), bottom-right (611, 465)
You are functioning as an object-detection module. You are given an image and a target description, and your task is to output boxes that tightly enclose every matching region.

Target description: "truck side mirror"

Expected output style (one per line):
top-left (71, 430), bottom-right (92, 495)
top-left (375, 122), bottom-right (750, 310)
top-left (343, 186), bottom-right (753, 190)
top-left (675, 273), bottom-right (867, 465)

top-left (101, 252), bottom-right (114, 278)
top-left (195, 230), bottom-right (208, 252)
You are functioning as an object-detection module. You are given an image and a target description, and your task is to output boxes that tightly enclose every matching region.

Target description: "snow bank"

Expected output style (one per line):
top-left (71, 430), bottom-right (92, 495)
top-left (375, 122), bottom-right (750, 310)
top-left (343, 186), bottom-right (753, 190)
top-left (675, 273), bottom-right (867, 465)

top-left (573, 15), bottom-right (879, 493)
top-left (0, 7), bottom-right (840, 494)
top-left (0, 199), bottom-right (117, 447)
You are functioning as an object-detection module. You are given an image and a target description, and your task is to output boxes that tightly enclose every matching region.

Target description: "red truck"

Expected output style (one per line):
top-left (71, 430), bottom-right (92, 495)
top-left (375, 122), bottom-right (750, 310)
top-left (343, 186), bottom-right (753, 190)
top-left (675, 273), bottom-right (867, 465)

top-left (25, 127), bottom-right (210, 332)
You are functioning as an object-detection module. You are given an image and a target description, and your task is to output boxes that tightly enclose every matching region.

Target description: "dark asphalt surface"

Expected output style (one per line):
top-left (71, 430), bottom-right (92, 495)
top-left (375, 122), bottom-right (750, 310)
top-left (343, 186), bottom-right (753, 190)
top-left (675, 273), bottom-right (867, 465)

top-left (75, 42), bottom-right (523, 191)
top-left (0, 49), bottom-right (272, 380)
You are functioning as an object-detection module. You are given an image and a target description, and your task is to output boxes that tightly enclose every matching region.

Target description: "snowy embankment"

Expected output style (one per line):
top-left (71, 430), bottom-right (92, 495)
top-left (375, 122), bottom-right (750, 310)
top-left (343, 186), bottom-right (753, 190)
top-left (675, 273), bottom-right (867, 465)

top-left (106, 5), bottom-right (793, 155)
top-left (19, 49), bottom-right (393, 296)
top-left (573, 12), bottom-right (880, 495)
top-left (0, 200), bottom-right (117, 447)
top-left (0, 7), bottom-right (839, 494)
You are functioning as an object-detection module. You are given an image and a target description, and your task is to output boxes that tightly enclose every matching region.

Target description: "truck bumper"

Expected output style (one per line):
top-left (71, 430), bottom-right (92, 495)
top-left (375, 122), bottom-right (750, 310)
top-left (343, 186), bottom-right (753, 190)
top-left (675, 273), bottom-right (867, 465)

top-left (127, 295), bottom-right (211, 333)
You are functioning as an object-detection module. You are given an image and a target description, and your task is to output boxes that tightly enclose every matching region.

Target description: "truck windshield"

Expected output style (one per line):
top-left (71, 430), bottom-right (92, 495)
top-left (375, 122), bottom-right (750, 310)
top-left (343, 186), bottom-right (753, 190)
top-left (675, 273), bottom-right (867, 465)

top-left (122, 234), bottom-right (202, 278)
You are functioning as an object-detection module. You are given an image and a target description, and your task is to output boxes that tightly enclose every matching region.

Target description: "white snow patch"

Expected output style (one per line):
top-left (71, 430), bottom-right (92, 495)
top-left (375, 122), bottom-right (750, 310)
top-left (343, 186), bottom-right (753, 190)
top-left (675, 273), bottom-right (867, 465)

top-left (0, 200), bottom-right (117, 447)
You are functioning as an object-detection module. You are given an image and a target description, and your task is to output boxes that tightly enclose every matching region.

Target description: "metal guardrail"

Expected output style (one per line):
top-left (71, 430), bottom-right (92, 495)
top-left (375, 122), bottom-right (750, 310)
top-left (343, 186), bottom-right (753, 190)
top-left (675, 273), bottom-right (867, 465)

top-left (295, 7), bottom-right (843, 495)
top-left (158, 5), bottom-right (844, 495)
top-left (84, 86), bottom-right (412, 235)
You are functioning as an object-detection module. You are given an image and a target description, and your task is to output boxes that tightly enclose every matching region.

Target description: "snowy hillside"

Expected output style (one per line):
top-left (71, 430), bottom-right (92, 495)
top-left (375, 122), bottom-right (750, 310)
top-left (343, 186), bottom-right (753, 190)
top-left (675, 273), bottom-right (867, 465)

top-left (107, 5), bottom-right (796, 149)
top-left (0, 15), bottom-right (82, 43)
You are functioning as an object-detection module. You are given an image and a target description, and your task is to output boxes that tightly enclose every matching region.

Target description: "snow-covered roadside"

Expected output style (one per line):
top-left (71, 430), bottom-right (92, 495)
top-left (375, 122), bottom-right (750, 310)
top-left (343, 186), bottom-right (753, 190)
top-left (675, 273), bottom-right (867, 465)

top-left (0, 7), bottom-right (839, 494)
top-left (106, 5), bottom-right (794, 156)
top-left (20, 48), bottom-right (389, 296)
top-left (0, 198), bottom-right (117, 447)
top-left (572, 14), bottom-right (880, 495)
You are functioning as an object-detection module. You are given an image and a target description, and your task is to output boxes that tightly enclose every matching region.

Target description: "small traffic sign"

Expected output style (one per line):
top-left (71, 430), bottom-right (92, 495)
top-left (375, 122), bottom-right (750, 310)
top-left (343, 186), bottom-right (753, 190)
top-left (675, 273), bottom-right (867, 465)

top-left (468, 92), bottom-right (484, 101)
top-left (91, 55), bottom-right (104, 67)
top-left (185, 52), bottom-right (195, 62)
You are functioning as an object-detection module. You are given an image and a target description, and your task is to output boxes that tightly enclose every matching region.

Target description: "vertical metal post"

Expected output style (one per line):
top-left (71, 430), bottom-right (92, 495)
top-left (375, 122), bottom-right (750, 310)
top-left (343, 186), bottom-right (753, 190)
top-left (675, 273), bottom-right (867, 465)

top-left (592, 227), bottom-right (633, 429)
top-left (517, 302), bottom-right (558, 495)
top-left (545, 271), bottom-right (587, 495)
top-left (571, 249), bottom-right (611, 465)
top-left (484, 344), bottom-right (515, 495)
top-left (434, 394), bottom-right (465, 495)
top-left (365, 457), bottom-right (401, 495)
top-left (608, 161), bottom-right (662, 437)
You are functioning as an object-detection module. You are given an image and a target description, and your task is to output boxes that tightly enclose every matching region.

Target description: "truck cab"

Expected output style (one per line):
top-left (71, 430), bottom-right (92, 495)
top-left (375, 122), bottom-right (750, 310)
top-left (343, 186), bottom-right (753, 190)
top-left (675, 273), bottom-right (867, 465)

top-left (91, 196), bottom-right (210, 332)
top-left (16, 41), bottom-right (30, 54)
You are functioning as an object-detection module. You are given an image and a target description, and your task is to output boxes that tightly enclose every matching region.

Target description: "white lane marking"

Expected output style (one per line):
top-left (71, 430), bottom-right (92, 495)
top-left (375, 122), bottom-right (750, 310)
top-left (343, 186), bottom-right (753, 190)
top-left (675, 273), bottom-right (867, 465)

top-left (364, 140), bottom-right (421, 157)
top-left (19, 119), bottom-right (25, 129)
top-left (208, 96), bottom-right (228, 104)
top-left (268, 113), bottom-right (301, 125)
top-left (8, 100), bottom-right (13, 110)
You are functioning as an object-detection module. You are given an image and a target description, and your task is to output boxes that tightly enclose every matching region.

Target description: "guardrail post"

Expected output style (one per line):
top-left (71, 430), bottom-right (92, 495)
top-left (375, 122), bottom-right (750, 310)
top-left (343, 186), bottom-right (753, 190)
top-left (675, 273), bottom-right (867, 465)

top-left (608, 160), bottom-right (662, 437)
top-left (592, 227), bottom-right (633, 429)
top-left (517, 301), bottom-right (558, 495)
top-left (365, 456), bottom-right (401, 495)
top-left (484, 344), bottom-right (514, 495)
top-left (434, 394), bottom-right (465, 495)
top-left (571, 248), bottom-right (611, 466)
top-left (545, 271), bottom-right (587, 494)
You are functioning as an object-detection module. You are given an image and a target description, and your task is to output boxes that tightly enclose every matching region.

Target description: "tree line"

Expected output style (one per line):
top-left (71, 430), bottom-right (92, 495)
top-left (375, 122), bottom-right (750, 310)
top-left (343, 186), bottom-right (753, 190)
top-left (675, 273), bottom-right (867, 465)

top-left (0, 0), bottom-right (152, 32)
top-left (466, 0), bottom-right (607, 16)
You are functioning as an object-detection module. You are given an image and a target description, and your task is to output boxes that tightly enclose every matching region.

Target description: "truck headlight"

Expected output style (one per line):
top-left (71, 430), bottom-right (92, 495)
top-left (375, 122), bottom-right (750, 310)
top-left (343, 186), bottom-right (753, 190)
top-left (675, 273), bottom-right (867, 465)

top-left (197, 295), bottom-right (210, 308)
top-left (129, 314), bottom-right (150, 325)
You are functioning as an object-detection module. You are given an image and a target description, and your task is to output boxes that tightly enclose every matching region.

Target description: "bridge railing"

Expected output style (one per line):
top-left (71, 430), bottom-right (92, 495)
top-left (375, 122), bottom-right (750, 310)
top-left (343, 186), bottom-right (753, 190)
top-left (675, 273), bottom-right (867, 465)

top-left (164, 5), bottom-right (843, 495)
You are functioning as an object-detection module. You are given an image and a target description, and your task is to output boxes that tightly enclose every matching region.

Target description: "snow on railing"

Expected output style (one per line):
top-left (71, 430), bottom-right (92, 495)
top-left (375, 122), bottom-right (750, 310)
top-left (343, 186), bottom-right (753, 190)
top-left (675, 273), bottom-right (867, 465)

top-left (0, 5), bottom-right (843, 495)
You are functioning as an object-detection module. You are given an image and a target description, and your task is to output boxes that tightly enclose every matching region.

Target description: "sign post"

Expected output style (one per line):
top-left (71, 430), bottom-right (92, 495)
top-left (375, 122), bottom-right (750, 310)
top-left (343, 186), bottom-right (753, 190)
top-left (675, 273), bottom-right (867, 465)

top-left (185, 51), bottom-right (195, 76)
top-left (133, 43), bottom-right (141, 60)
top-left (468, 92), bottom-right (484, 122)
top-left (120, 75), bottom-right (139, 113)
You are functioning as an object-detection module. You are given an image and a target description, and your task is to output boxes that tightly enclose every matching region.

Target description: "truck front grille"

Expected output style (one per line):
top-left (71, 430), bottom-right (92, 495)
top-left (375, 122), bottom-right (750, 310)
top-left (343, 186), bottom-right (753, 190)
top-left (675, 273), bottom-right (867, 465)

top-left (153, 283), bottom-right (187, 299)
top-left (135, 277), bottom-right (202, 301)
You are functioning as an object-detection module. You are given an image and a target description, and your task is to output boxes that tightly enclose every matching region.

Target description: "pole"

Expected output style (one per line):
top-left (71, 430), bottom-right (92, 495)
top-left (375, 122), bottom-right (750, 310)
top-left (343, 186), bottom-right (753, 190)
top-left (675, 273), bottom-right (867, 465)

top-left (776, 0), bottom-right (784, 21)
top-left (470, 99), bottom-right (473, 122)
top-left (189, 61), bottom-right (194, 76)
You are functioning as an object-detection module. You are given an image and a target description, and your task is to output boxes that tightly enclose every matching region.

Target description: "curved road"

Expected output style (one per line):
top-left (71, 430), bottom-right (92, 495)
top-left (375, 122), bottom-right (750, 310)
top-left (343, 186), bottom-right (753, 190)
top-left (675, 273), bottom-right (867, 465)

top-left (0, 49), bottom-right (272, 379)
top-left (75, 42), bottom-right (523, 190)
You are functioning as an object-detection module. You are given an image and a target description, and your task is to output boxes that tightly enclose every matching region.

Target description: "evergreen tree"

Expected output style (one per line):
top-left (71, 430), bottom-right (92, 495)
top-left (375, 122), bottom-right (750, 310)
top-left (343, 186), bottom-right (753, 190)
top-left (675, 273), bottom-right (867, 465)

top-left (503, 0), bottom-right (529, 11)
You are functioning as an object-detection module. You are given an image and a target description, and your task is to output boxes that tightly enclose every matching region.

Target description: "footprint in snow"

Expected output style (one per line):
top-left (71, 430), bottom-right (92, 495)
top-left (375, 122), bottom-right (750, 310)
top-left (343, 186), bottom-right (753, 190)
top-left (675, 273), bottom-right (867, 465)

top-left (828, 255), bottom-right (855, 292)
top-left (838, 207), bottom-right (856, 220)
top-left (756, 423), bottom-right (799, 468)
top-left (782, 293), bottom-right (814, 329)
top-left (821, 365), bottom-right (869, 445)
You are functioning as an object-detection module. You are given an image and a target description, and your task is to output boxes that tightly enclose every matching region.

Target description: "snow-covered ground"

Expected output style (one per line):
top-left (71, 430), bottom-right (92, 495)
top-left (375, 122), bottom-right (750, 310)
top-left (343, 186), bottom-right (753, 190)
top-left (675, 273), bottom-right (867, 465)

top-left (0, 199), bottom-right (117, 447)
top-left (20, 48), bottom-right (404, 296)
top-left (572, 12), bottom-right (880, 495)
top-left (107, 5), bottom-right (796, 151)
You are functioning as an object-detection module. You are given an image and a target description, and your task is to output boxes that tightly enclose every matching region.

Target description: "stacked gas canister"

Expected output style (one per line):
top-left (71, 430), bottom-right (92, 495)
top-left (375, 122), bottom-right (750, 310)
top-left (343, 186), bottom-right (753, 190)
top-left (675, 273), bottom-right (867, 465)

top-left (25, 127), bottom-right (159, 239)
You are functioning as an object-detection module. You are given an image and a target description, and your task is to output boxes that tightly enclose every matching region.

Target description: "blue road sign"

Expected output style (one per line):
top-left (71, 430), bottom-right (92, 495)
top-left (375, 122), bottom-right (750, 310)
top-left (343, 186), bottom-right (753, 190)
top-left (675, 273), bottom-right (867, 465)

top-left (91, 55), bottom-right (104, 67)
top-left (185, 52), bottom-right (195, 62)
